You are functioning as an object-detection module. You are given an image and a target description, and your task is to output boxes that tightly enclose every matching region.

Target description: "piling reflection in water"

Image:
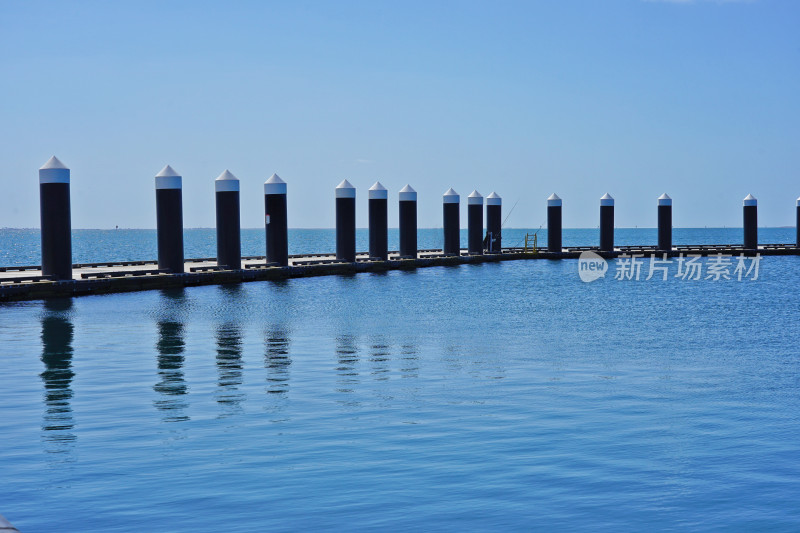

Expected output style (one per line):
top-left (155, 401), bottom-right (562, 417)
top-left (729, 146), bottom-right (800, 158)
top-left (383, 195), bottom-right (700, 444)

top-left (216, 323), bottom-right (245, 414)
top-left (154, 289), bottom-right (189, 422)
top-left (40, 298), bottom-right (76, 448)
top-left (336, 334), bottom-right (359, 394)
top-left (368, 335), bottom-right (391, 381)
top-left (399, 343), bottom-right (419, 380)
top-left (265, 328), bottom-right (291, 395)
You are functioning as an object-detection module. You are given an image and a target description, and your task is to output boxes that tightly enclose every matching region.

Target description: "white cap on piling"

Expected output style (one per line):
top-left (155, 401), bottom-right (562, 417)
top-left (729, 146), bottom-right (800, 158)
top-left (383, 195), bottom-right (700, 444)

top-left (743, 193), bottom-right (757, 206)
top-left (39, 156), bottom-right (70, 184)
top-left (155, 165), bottom-right (181, 189)
top-left (264, 173), bottom-right (287, 195)
top-left (443, 188), bottom-right (459, 204)
top-left (399, 184), bottom-right (417, 202)
top-left (468, 190), bottom-right (483, 205)
top-left (486, 192), bottom-right (502, 206)
top-left (368, 181), bottom-right (388, 200)
top-left (796, 196), bottom-right (800, 207)
top-left (547, 193), bottom-right (562, 207)
top-left (215, 169), bottom-right (239, 192)
top-left (336, 179), bottom-right (356, 198)
top-left (600, 193), bottom-right (614, 206)
top-left (658, 193), bottom-right (672, 206)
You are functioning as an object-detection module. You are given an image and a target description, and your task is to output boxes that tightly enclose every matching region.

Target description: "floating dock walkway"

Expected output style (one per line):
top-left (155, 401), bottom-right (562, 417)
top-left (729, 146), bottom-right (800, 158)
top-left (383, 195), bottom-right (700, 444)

top-left (2, 244), bottom-right (797, 302)
top-left (3, 156), bottom-right (799, 302)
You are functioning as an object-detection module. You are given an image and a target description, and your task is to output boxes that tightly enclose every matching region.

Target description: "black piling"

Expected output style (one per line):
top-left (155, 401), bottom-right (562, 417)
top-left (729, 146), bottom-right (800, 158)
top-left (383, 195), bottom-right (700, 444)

top-left (599, 193), bottom-right (614, 252)
top-left (39, 156), bottom-right (72, 280)
top-left (398, 185), bottom-right (417, 259)
top-left (443, 188), bottom-right (460, 256)
top-left (547, 193), bottom-right (562, 252)
top-left (743, 194), bottom-right (758, 250)
top-left (486, 192), bottom-right (502, 253)
top-left (214, 170), bottom-right (241, 270)
top-left (658, 193), bottom-right (672, 251)
top-left (155, 165), bottom-right (184, 274)
top-left (467, 190), bottom-right (483, 255)
top-left (336, 180), bottom-right (356, 262)
top-left (368, 182), bottom-right (388, 260)
top-left (797, 197), bottom-right (800, 249)
top-left (264, 174), bottom-right (288, 266)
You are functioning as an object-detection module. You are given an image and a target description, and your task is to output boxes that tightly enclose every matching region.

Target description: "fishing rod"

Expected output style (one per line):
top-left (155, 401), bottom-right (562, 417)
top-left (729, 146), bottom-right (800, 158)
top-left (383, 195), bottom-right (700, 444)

top-left (501, 198), bottom-right (520, 228)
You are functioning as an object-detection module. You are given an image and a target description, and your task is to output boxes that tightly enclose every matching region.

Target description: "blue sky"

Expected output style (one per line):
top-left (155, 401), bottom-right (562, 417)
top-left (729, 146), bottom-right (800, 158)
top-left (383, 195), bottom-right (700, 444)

top-left (1, 0), bottom-right (798, 229)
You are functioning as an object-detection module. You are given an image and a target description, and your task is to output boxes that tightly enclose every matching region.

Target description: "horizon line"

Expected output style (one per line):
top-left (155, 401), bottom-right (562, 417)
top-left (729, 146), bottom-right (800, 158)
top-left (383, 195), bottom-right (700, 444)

top-left (2, 226), bottom-right (794, 231)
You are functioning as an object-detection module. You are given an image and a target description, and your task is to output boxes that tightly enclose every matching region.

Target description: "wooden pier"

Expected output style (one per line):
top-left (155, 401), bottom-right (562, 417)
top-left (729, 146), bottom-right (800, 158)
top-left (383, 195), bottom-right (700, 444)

top-left (7, 156), bottom-right (796, 302)
top-left (2, 244), bottom-right (798, 302)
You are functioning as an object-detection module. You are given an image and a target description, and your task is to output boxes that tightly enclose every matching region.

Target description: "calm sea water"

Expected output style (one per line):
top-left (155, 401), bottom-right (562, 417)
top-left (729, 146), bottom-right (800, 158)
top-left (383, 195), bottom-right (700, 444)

top-left (2, 229), bottom-right (800, 531)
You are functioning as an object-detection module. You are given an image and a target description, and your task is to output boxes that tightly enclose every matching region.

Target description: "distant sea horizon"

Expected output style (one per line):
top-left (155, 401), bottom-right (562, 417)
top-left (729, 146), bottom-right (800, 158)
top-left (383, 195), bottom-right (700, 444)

top-left (2, 226), bottom-right (795, 230)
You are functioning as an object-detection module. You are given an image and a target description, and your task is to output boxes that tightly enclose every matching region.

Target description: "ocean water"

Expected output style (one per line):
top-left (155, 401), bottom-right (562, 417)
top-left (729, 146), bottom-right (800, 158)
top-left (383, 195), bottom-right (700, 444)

top-left (2, 229), bottom-right (800, 531)
top-left (0, 227), bottom-right (796, 266)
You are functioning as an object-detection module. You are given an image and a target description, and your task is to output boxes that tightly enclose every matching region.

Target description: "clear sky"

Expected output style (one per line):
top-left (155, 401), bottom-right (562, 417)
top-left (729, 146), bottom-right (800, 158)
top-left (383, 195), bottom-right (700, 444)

top-left (1, 0), bottom-right (798, 229)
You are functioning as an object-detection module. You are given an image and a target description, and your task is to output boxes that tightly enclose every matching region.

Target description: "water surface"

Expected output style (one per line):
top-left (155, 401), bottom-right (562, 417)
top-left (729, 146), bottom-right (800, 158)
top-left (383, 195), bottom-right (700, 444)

top-left (2, 242), bottom-right (799, 530)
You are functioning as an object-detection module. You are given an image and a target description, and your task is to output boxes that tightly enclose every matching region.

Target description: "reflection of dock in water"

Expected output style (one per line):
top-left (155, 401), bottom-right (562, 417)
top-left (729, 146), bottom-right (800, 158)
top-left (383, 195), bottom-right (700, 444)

top-left (153, 289), bottom-right (189, 422)
top-left (216, 323), bottom-right (245, 414)
top-left (40, 298), bottom-right (76, 449)
top-left (400, 344), bottom-right (419, 379)
top-left (265, 329), bottom-right (290, 395)
top-left (336, 335), bottom-right (359, 395)
top-left (369, 336), bottom-right (391, 381)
